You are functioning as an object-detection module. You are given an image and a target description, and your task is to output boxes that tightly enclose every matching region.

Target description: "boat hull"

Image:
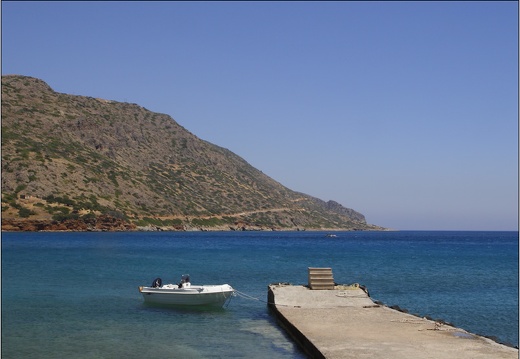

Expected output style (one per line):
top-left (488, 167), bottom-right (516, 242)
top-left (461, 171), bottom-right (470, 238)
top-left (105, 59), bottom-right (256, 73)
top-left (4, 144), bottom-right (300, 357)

top-left (139, 284), bottom-right (234, 307)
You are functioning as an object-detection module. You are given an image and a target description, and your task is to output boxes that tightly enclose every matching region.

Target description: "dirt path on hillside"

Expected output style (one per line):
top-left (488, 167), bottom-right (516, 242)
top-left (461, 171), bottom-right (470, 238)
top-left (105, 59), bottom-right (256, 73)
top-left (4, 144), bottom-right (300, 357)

top-left (153, 207), bottom-right (302, 220)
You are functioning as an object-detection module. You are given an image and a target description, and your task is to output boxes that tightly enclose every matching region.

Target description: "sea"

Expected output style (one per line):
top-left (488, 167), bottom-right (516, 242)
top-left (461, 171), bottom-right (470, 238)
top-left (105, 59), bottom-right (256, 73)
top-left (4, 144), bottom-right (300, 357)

top-left (1, 231), bottom-right (518, 358)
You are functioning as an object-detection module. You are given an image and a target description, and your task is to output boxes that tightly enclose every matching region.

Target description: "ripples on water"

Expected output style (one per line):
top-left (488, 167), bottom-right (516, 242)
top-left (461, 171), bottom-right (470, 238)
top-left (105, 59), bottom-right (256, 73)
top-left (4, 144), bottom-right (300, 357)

top-left (2, 231), bottom-right (518, 358)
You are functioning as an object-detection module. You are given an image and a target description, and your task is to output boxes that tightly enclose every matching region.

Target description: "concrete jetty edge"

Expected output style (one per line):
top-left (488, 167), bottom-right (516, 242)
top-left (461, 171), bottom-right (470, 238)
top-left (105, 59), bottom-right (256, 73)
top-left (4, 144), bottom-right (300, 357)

top-left (267, 283), bottom-right (518, 359)
top-left (267, 287), bottom-right (325, 359)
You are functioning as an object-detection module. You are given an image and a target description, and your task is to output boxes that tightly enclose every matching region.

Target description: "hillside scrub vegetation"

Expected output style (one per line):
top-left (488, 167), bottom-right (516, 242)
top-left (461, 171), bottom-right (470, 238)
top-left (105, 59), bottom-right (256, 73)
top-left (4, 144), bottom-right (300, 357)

top-left (1, 75), bottom-right (384, 232)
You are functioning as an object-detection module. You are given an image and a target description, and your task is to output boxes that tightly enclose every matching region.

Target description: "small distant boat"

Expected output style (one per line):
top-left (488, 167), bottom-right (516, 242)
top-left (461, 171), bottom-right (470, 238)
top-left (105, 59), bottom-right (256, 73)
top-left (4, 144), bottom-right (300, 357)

top-left (325, 234), bottom-right (338, 238)
top-left (138, 275), bottom-right (235, 307)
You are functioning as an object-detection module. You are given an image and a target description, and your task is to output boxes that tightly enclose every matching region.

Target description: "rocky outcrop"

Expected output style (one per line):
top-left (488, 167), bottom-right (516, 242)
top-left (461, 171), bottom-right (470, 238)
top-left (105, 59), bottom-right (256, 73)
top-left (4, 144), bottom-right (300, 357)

top-left (324, 200), bottom-right (366, 222)
top-left (2, 215), bottom-right (136, 232)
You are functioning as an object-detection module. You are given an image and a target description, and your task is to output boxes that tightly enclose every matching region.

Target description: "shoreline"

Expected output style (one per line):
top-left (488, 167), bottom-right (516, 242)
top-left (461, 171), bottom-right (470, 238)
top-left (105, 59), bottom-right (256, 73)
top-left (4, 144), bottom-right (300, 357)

top-left (1, 217), bottom-right (391, 232)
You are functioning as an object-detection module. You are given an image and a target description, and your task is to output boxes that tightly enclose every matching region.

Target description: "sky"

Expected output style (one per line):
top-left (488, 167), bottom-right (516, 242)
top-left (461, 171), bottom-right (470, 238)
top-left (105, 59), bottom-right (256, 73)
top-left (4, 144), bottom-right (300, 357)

top-left (2, 1), bottom-right (518, 230)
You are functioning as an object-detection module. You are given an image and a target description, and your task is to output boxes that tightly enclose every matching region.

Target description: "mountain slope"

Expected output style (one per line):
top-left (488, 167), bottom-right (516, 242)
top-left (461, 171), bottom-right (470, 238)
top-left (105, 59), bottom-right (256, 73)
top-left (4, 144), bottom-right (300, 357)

top-left (1, 75), bottom-right (383, 231)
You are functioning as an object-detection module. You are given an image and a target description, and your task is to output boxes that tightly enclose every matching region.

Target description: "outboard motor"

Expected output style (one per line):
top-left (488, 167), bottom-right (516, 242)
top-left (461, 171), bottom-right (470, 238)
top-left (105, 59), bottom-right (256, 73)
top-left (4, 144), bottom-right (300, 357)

top-left (151, 277), bottom-right (162, 288)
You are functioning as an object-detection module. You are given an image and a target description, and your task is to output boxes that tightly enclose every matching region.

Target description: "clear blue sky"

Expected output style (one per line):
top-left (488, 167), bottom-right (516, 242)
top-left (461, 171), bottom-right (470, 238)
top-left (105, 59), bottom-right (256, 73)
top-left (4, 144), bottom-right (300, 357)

top-left (2, 2), bottom-right (518, 230)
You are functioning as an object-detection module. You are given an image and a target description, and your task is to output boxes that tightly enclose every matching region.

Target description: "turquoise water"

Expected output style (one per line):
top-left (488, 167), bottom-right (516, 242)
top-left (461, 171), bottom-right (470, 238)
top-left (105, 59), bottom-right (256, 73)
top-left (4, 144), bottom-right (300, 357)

top-left (2, 231), bottom-right (518, 358)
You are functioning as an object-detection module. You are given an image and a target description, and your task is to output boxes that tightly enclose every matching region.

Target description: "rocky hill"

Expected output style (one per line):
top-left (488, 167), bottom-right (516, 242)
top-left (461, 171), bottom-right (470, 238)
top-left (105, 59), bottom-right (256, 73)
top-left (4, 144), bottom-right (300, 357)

top-left (1, 75), bottom-right (384, 231)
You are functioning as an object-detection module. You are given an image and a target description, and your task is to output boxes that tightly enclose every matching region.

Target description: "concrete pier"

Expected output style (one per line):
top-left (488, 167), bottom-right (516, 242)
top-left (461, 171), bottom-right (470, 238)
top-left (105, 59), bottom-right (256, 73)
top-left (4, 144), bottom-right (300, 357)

top-left (268, 284), bottom-right (518, 359)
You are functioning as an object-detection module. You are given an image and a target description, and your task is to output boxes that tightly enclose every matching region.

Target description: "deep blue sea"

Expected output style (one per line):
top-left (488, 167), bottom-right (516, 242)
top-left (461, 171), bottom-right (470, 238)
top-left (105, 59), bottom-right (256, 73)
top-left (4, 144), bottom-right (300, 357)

top-left (2, 231), bottom-right (518, 358)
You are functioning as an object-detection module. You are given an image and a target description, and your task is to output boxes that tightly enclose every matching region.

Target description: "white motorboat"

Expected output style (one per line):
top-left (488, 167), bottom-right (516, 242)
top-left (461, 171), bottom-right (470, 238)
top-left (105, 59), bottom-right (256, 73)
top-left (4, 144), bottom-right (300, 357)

top-left (139, 275), bottom-right (234, 307)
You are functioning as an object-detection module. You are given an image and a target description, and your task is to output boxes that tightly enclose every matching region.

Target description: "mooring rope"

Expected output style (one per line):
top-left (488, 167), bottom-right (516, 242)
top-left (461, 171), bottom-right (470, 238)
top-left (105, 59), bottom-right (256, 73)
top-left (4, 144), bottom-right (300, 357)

top-left (234, 290), bottom-right (270, 304)
top-left (233, 290), bottom-right (298, 307)
top-left (223, 293), bottom-right (233, 308)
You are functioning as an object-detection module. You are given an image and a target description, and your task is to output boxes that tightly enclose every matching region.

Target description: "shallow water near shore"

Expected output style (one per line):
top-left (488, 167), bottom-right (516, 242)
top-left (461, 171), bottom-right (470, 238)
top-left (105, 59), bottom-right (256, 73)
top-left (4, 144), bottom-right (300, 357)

top-left (2, 231), bottom-right (518, 358)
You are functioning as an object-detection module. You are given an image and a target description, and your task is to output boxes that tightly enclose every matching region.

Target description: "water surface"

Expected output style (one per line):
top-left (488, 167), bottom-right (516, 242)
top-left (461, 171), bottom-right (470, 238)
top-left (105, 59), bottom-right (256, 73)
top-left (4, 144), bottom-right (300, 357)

top-left (2, 231), bottom-right (518, 358)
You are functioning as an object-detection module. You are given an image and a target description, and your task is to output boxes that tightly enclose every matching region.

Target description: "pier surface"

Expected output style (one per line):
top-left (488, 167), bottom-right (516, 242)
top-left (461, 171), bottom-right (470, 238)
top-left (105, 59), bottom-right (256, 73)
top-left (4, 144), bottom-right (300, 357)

top-left (268, 284), bottom-right (517, 359)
